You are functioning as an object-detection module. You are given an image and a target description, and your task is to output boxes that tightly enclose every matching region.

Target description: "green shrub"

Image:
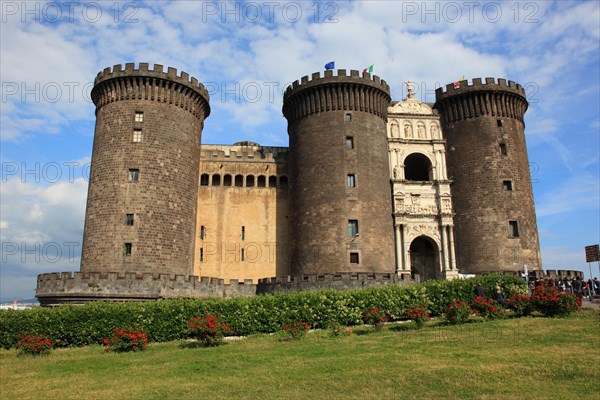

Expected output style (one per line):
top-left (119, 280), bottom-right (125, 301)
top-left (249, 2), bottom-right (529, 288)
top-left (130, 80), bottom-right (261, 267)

top-left (505, 293), bottom-right (532, 316)
top-left (103, 327), bottom-right (149, 352)
top-left (187, 314), bottom-right (232, 347)
top-left (469, 296), bottom-right (505, 319)
top-left (530, 286), bottom-right (582, 317)
top-left (0, 274), bottom-right (527, 349)
top-left (15, 333), bottom-right (53, 356)
top-left (444, 300), bottom-right (471, 325)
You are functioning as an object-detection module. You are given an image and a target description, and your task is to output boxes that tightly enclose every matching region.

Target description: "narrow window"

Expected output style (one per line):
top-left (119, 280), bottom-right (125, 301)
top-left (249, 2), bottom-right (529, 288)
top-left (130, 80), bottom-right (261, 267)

top-left (128, 169), bottom-right (139, 182)
top-left (348, 220), bottom-right (359, 237)
top-left (125, 213), bottom-right (134, 226)
top-left (497, 119), bottom-right (503, 127)
top-left (268, 176), bottom-right (277, 188)
top-left (347, 174), bottom-right (356, 188)
top-left (223, 174), bottom-right (232, 186)
top-left (509, 221), bottom-right (519, 238)
top-left (246, 175), bottom-right (255, 187)
top-left (200, 247), bottom-right (204, 262)
top-left (503, 180), bottom-right (513, 191)
top-left (200, 174), bottom-right (209, 186)
top-left (123, 243), bottom-right (132, 256)
top-left (212, 174), bottom-right (221, 186)
top-left (499, 143), bottom-right (508, 156)
top-left (134, 111), bottom-right (144, 122)
top-left (345, 136), bottom-right (354, 149)
top-left (241, 248), bottom-right (245, 262)
top-left (133, 129), bottom-right (142, 142)
top-left (241, 226), bottom-right (245, 241)
top-left (350, 252), bottom-right (359, 264)
top-left (257, 175), bottom-right (266, 187)
top-left (344, 113), bottom-right (352, 122)
top-left (200, 225), bottom-right (206, 240)
top-left (235, 174), bottom-right (244, 187)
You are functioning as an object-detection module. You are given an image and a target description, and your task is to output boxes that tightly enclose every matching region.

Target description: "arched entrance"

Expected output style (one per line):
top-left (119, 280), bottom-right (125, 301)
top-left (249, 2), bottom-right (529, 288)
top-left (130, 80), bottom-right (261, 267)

top-left (410, 236), bottom-right (438, 282)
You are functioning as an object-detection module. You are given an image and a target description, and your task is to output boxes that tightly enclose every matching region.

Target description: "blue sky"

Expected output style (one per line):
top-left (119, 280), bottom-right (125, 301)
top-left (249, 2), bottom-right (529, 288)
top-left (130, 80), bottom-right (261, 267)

top-left (1, 0), bottom-right (599, 300)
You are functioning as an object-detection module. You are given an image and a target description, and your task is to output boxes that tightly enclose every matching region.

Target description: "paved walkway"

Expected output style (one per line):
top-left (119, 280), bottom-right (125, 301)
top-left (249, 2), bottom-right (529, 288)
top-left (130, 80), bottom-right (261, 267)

top-left (582, 297), bottom-right (600, 310)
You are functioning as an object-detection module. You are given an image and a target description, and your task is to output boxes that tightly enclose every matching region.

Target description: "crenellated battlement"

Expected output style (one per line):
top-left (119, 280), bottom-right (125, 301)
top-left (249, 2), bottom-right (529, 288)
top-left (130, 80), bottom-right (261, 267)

top-left (36, 271), bottom-right (257, 305)
top-left (35, 271), bottom-right (410, 305)
top-left (434, 77), bottom-right (528, 123)
top-left (282, 69), bottom-right (391, 122)
top-left (284, 69), bottom-right (390, 97)
top-left (435, 77), bottom-right (526, 100)
top-left (91, 63), bottom-right (210, 118)
top-left (257, 272), bottom-right (409, 294)
top-left (200, 144), bottom-right (289, 162)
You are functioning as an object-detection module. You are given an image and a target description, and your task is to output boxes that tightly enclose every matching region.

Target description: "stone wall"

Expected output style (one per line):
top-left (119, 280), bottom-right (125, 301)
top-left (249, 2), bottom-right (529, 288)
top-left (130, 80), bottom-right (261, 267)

top-left (35, 271), bottom-right (410, 306)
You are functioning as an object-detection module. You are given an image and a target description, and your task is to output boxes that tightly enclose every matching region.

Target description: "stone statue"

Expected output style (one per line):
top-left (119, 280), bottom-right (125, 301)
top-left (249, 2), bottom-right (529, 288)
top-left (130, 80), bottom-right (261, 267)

top-left (404, 124), bottom-right (413, 138)
top-left (390, 122), bottom-right (399, 137)
top-left (417, 123), bottom-right (425, 138)
top-left (430, 124), bottom-right (438, 138)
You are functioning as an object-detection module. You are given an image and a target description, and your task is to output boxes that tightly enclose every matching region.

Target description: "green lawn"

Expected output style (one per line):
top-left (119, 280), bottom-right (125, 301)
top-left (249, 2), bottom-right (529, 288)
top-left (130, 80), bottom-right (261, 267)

top-left (1, 310), bottom-right (598, 400)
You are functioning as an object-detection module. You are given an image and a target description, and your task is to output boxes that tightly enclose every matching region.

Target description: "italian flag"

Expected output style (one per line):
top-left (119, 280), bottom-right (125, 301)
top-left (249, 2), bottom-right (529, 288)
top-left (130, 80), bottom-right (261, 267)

top-left (363, 65), bottom-right (374, 74)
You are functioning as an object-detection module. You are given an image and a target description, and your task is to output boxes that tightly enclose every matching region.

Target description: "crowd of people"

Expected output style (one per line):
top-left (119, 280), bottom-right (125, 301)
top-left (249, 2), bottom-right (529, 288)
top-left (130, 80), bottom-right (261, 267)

top-left (528, 276), bottom-right (600, 299)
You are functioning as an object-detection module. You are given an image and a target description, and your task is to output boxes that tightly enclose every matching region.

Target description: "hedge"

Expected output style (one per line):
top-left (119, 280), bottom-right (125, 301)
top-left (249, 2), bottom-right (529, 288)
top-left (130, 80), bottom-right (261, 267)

top-left (0, 273), bottom-right (526, 349)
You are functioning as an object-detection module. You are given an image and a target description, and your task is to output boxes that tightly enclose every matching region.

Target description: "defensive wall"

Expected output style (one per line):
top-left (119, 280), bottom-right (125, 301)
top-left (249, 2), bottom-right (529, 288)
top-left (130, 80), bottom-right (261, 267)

top-left (36, 271), bottom-right (410, 305)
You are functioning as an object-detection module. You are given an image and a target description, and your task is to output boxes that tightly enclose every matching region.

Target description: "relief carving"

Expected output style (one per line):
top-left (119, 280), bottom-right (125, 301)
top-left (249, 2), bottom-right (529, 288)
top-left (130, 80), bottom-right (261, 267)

top-left (417, 122), bottom-right (426, 138)
top-left (404, 123), bottom-right (413, 138)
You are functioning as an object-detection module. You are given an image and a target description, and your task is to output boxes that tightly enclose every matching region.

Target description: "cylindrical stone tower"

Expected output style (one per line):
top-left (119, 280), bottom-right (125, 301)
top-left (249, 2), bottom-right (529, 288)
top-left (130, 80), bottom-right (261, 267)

top-left (81, 63), bottom-right (210, 276)
top-left (283, 69), bottom-right (395, 275)
top-left (434, 78), bottom-right (541, 273)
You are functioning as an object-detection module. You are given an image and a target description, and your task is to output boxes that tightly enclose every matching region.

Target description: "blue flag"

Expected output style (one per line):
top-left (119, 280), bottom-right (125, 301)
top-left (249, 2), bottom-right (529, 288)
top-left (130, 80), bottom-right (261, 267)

top-left (324, 61), bottom-right (335, 70)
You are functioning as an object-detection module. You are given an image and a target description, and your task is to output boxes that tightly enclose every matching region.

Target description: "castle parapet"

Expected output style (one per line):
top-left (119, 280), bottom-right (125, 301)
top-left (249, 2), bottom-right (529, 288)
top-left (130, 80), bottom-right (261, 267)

top-left (282, 69), bottom-right (391, 122)
top-left (91, 63), bottom-right (210, 119)
top-left (434, 77), bottom-right (528, 123)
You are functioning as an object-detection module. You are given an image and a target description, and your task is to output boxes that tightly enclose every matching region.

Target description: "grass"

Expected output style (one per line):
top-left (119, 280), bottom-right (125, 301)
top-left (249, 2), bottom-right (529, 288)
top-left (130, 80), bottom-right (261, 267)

top-left (1, 310), bottom-right (599, 400)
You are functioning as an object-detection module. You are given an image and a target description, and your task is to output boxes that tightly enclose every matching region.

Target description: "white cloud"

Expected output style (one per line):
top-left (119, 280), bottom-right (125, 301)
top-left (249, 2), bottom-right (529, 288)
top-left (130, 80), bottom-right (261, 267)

top-left (536, 174), bottom-right (600, 217)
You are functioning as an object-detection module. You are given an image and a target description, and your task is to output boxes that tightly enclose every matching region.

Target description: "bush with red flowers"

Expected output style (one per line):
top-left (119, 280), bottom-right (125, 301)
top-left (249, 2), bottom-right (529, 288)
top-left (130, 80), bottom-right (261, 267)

top-left (103, 328), bottom-right (149, 352)
top-left (505, 293), bottom-right (532, 316)
top-left (469, 296), bottom-right (505, 319)
top-left (530, 286), bottom-right (582, 317)
top-left (15, 333), bottom-right (52, 356)
top-left (283, 321), bottom-right (311, 340)
top-left (444, 300), bottom-right (471, 325)
top-left (405, 305), bottom-right (431, 328)
top-left (188, 314), bottom-right (232, 347)
top-left (363, 307), bottom-right (388, 331)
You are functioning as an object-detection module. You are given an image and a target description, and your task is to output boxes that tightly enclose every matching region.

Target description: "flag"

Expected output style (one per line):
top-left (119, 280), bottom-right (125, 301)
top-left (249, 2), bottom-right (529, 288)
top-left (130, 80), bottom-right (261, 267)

top-left (453, 76), bottom-right (465, 89)
top-left (324, 61), bottom-right (335, 70)
top-left (363, 65), bottom-right (374, 74)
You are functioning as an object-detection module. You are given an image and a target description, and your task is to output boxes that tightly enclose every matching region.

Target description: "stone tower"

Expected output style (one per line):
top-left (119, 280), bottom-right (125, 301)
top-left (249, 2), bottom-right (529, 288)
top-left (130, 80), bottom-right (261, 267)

top-left (283, 69), bottom-right (395, 275)
top-left (81, 63), bottom-right (210, 276)
top-left (434, 78), bottom-right (541, 274)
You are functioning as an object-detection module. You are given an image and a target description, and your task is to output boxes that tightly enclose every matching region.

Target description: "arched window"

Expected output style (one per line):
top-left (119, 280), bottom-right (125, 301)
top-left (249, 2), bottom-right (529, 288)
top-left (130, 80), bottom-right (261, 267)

top-left (246, 175), bottom-right (255, 187)
top-left (212, 174), bottom-right (221, 186)
top-left (269, 176), bottom-right (277, 188)
top-left (223, 174), bottom-right (232, 186)
top-left (404, 153), bottom-right (432, 181)
top-left (235, 174), bottom-right (244, 187)
top-left (279, 175), bottom-right (288, 189)
top-left (200, 174), bottom-right (209, 186)
top-left (257, 175), bottom-right (266, 187)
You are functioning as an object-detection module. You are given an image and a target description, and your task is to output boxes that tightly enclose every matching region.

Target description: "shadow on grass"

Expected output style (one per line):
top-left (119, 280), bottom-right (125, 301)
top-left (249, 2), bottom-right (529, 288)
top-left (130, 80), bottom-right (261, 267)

top-left (178, 341), bottom-right (228, 349)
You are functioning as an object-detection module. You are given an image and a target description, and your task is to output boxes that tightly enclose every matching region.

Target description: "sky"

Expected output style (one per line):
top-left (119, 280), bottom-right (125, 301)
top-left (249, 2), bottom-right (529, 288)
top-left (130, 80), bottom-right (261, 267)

top-left (1, 0), bottom-right (599, 301)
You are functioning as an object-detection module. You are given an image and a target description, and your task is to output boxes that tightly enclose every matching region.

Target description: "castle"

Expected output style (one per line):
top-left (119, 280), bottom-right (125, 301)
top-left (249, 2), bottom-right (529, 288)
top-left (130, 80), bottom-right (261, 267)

top-left (36, 63), bottom-right (557, 305)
